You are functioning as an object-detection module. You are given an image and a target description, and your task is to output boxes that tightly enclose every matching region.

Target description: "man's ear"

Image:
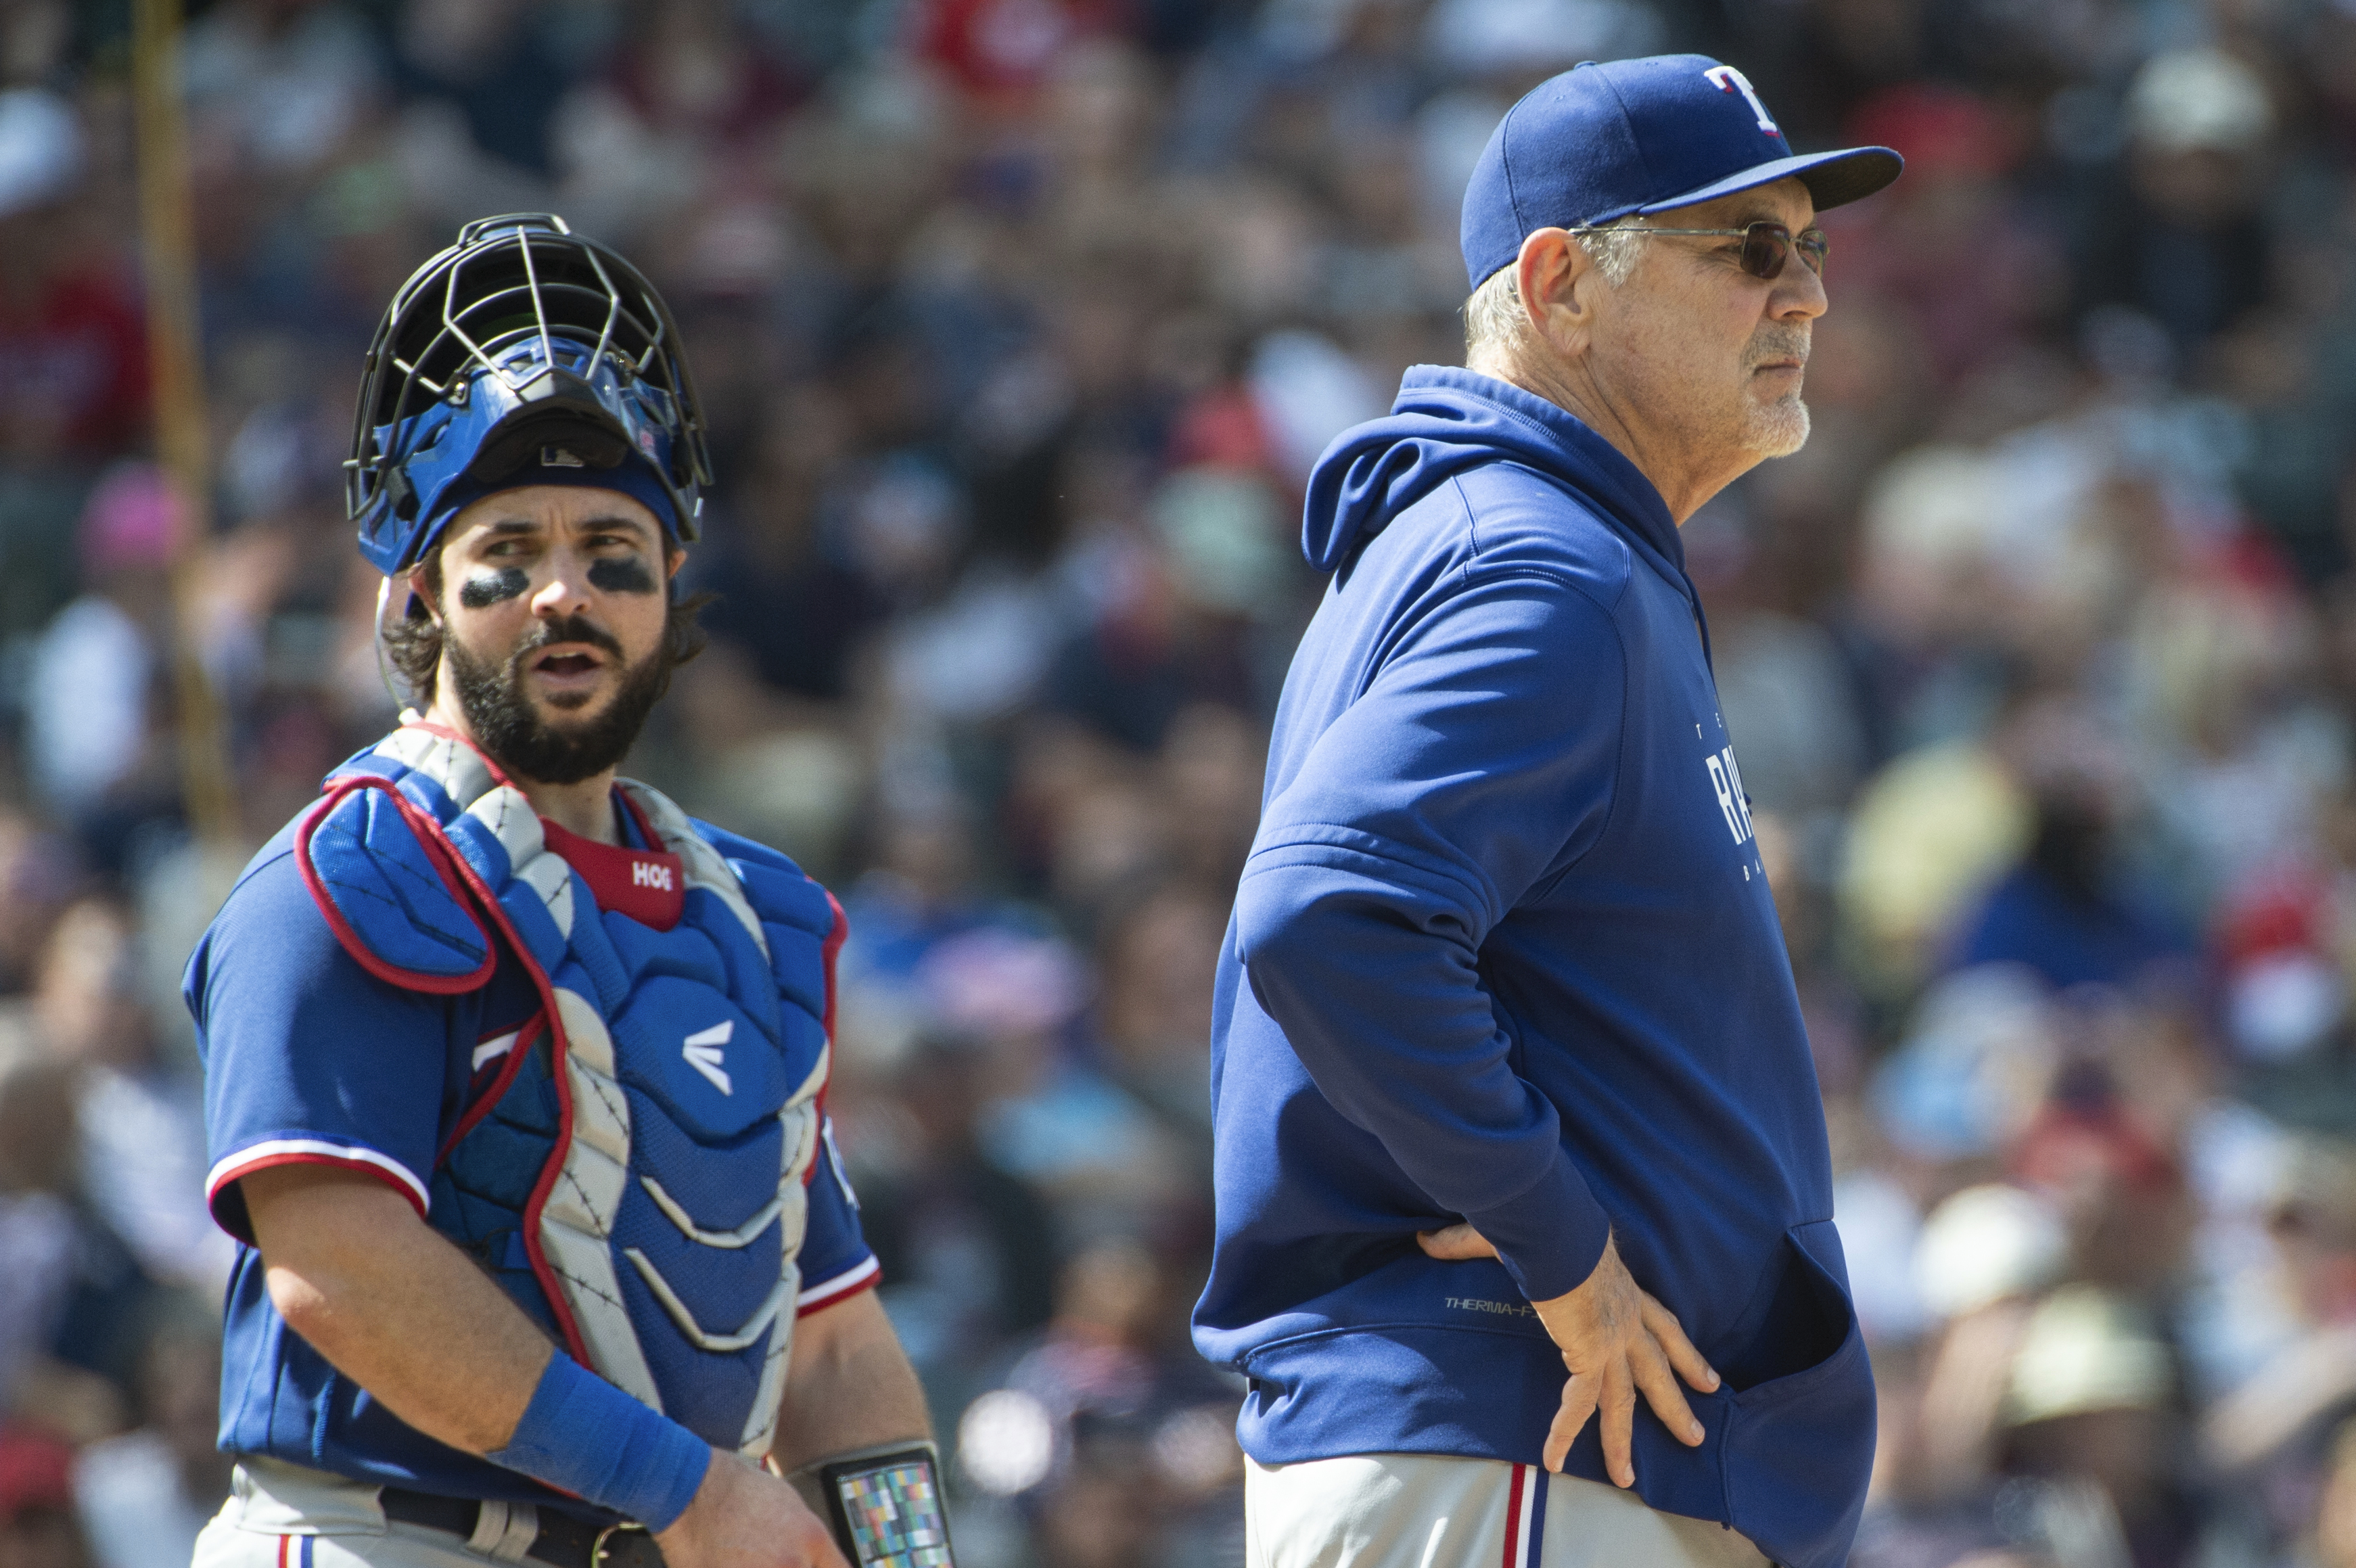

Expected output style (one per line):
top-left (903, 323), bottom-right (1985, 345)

top-left (666, 547), bottom-right (687, 582)
top-left (1515, 228), bottom-right (1601, 356)
top-left (405, 565), bottom-right (438, 627)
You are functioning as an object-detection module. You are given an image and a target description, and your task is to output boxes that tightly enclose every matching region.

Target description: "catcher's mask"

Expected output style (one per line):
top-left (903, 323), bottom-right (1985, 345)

top-left (346, 213), bottom-right (712, 578)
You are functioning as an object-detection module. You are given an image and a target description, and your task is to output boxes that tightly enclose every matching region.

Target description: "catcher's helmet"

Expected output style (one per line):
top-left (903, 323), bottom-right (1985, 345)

top-left (346, 213), bottom-right (712, 576)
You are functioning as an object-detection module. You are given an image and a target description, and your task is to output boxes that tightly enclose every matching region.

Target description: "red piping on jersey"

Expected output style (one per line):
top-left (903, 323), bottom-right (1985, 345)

top-left (208, 1149), bottom-right (429, 1226)
top-left (800, 890), bottom-right (848, 1186)
top-left (820, 890), bottom-right (847, 1046)
top-left (817, 887), bottom-right (847, 1114)
top-left (795, 1254), bottom-right (880, 1318)
top-left (295, 777), bottom-right (496, 994)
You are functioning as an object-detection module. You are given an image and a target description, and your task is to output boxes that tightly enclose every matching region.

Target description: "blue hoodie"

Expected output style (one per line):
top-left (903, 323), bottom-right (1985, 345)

top-left (1193, 367), bottom-right (1874, 1568)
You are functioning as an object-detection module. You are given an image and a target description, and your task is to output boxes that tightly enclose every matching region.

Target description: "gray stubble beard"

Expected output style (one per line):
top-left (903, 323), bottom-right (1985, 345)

top-left (1748, 394), bottom-right (1811, 458)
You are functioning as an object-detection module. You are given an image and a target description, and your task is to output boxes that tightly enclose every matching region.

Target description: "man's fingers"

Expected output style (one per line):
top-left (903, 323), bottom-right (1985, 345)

top-left (1632, 1336), bottom-right (1705, 1448)
top-left (1544, 1363), bottom-right (1600, 1473)
top-left (1538, 1277), bottom-right (1716, 1485)
top-left (1600, 1358), bottom-right (1637, 1488)
top-left (1640, 1292), bottom-right (1720, 1393)
top-left (1415, 1222), bottom-right (1498, 1262)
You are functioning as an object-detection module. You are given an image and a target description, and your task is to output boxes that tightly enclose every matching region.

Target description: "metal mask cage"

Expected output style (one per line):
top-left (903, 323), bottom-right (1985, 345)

top-left (346, 213), bottom-right (713, 566)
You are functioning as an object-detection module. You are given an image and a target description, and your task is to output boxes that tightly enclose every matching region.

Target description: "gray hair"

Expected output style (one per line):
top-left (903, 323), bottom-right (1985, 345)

top-left (1461, 219), bottom-right (1648, 364)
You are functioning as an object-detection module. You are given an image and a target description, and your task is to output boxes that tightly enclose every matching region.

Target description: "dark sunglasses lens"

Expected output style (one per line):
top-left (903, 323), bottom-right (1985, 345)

top-left (1799, 231), bottom-right (1829, 275)
top-left (1739, 225), bottom-right (1788, 280)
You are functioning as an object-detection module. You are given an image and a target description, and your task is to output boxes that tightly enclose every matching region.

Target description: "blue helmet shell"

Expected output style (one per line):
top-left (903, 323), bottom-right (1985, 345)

top-left (347, 214), bottom-right (712, 576)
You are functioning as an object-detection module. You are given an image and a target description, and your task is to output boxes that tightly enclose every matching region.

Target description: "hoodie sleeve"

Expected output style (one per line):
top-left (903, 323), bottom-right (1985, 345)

top-left (1233, 568), bottom-right (1624, 1304)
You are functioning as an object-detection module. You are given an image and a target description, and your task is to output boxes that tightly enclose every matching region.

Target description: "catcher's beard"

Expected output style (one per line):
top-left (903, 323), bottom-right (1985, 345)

top-left (446, 614), bottom-right (669, 786)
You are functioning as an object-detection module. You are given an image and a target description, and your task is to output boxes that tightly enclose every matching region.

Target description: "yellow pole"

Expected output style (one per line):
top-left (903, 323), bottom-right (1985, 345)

top-left (129, 0), bottom-right (235, 846)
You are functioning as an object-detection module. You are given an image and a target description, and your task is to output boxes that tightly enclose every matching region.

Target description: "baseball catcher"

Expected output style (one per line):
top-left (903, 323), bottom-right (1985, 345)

top-left (186, 215), bottom-right (952, 1568)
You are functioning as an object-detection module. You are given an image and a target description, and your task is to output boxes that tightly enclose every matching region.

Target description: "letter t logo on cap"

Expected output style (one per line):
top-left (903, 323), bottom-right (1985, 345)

top-left (1705, 65), bottom-right (1781, 137)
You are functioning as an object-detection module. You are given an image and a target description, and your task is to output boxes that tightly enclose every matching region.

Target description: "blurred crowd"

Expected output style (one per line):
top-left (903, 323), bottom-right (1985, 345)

top-left (8, 0), bottom-right (2356, 1565)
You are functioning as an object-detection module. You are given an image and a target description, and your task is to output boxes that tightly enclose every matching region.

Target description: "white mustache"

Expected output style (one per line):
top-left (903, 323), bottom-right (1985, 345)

top-left (1747, 331), bottom-right (1810, 371)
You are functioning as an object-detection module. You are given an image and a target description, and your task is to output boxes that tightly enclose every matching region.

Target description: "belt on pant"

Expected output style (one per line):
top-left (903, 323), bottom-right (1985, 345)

top-left (378, 1488), bottom-right (665, 1567)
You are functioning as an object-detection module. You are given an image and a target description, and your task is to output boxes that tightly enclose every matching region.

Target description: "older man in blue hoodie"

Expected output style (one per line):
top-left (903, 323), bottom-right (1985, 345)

top-left (1193, 57), bottom-right (1902, 1568)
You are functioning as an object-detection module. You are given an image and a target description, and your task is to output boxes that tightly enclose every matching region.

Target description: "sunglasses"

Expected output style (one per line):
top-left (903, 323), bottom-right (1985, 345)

top-left (1565, 220), bottom-right (1830, 281)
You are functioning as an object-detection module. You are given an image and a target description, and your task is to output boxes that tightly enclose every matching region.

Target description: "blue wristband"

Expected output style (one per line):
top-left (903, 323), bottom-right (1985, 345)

top-left (488, 1354), bottom-right (712, 1531)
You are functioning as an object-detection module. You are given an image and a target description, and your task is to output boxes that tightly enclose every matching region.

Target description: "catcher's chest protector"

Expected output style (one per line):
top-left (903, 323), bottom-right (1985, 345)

top-left (296, 724), bottom-right (839, 1457)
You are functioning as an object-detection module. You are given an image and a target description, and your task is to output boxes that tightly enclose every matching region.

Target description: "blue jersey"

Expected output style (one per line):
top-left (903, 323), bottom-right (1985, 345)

top-left (1193, 368), bottom-right (1874, 1568)
top-left (189, 736), bottom-right (875, 1519)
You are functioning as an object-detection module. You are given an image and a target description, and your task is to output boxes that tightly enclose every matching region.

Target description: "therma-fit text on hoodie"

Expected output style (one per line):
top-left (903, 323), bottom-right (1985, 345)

top-left (1193, 366), bottom-right (1874, 1568)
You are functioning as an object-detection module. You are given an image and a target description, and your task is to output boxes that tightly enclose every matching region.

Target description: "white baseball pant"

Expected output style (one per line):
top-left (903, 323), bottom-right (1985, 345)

top-left (1245, 1452), bottom-right (1774, 1568)
top-left (191, 1456), bottom-right (565, 1567)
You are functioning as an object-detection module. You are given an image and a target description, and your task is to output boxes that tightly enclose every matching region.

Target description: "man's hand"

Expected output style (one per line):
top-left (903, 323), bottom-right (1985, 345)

top-left (653, 1450), bottom-right (850, 1568)
top-left (1418, 1223), bottom-right (1719, 1487)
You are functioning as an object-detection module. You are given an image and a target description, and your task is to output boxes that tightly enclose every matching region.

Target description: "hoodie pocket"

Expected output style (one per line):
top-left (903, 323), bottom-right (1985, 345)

top-left (1717, 1221), bottom-right (1877, 1568)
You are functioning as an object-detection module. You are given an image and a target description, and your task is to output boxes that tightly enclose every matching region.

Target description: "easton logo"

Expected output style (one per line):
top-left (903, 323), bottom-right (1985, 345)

top-left (1704, 65), bottom-right (1780, 137)
top-left (632, 860), bottom-right (674, 892)
top-left (683, 1020), bottom-right (733, 1094)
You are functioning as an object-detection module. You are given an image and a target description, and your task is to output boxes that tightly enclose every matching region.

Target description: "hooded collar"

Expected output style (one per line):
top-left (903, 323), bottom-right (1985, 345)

top-left (1302, 366), bottom-right (1689, 600)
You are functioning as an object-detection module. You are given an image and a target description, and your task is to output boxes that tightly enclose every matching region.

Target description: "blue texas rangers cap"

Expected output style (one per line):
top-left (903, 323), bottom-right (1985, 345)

top-left (1460, 55), bottom-right (1903, 290)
